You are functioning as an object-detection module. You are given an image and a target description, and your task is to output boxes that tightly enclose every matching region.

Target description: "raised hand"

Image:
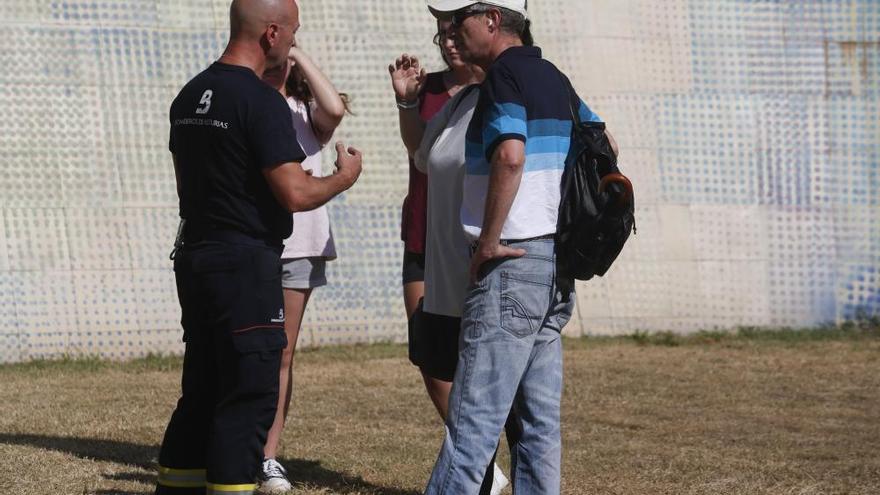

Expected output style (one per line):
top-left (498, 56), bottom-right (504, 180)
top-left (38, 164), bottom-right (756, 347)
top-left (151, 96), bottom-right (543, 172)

top-left (388, 54), bottom-right (427, 103)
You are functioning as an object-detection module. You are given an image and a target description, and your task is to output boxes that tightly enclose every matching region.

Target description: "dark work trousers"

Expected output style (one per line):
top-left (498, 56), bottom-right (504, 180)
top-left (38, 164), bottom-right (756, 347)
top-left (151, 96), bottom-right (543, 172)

top-left (156, 237), bottom-right (287, 495)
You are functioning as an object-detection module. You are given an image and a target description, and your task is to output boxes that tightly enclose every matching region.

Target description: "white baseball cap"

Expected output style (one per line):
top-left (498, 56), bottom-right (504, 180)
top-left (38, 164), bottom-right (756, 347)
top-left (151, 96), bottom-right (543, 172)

top-left (426, 0), bottom-right (528, 20)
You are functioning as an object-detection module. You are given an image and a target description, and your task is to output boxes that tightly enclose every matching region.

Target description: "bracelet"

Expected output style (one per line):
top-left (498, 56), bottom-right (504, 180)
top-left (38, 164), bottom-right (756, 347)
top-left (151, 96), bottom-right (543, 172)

top-left (396, 98), bottom-right (420, 110)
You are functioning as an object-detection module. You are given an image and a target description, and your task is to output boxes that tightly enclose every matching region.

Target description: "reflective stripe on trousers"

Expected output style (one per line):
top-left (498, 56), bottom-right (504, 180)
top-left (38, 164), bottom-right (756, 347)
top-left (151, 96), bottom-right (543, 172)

top-left (206, 482), bottom-right (256, 494)
top-left (157, 466), bottom-right (206, 488)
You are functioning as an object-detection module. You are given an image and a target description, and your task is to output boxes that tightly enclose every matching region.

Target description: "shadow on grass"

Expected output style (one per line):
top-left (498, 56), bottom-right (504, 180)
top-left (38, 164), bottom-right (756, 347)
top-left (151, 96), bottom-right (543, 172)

top-left (0, 433), bottom-right (157, 469)
top-left (0, 433), bottom-right (421, 495)
top-left (0, 433), bottom-right (155, 494)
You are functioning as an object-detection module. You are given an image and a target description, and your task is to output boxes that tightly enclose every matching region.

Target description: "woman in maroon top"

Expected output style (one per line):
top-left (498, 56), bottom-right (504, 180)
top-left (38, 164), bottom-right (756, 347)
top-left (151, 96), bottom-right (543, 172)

top-left (397, 70), bottom-right (447, 316)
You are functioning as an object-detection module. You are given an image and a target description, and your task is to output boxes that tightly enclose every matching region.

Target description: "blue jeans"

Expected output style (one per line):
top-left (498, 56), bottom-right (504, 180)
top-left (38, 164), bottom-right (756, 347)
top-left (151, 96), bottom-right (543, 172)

top-left (425, 238), bottom-right (575, 495)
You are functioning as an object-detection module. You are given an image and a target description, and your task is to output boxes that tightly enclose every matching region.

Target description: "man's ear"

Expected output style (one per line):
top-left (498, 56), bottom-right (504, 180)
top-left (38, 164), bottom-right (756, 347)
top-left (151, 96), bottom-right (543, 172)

top-left (265, 23), bottom-right (280, 48)
top-left (486, 10), bottom-right (502, 31)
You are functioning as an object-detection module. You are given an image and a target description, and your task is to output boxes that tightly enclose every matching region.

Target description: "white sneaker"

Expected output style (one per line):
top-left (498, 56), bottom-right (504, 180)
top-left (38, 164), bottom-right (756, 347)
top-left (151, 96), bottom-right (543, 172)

top-left (257, 458), bottom-right (293, 494)
top-left (490, 463), bottom-right (510, 495)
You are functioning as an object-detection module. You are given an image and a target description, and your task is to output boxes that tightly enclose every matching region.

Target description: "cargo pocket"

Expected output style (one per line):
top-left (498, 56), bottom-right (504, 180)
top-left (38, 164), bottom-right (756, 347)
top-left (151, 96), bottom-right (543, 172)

top-left (231, 326), bottom-right (287, 355)
top-left (232, 248), bottom-right (284, 333)
top-left (500, 271), bottom-right (553, 338)
top-left (231, 327), bottom-right (288, 395)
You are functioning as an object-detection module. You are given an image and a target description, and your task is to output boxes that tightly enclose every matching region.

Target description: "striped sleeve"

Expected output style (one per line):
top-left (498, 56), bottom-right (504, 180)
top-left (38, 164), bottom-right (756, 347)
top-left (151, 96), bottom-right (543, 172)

top-left (578, 98), bottom-right (602, 123)
top-left (481, 67), bottom-right (528, 160)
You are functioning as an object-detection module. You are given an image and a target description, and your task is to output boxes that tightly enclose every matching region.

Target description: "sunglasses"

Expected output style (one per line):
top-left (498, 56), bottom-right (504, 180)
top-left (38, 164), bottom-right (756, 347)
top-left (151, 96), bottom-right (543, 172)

top-left (450, 6), bottom-right (491, 27)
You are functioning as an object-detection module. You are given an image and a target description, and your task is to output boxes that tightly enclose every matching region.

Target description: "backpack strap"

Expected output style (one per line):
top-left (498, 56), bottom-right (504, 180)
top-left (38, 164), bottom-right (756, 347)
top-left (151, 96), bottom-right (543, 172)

top-left (450, 84), bottom-right (479, 115)
top-left (555, 69), bottom-right (581, 126)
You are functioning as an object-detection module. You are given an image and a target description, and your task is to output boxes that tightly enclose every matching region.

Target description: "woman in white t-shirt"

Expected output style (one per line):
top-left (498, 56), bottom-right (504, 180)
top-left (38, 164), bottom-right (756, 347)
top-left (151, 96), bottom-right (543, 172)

top-left (259, 45), bottom-right (350, 492)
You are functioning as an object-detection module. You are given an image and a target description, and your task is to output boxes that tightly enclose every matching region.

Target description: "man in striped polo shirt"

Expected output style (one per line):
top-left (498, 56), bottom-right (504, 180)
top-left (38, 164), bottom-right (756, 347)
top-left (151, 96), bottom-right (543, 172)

top-left (424, 1), bottom-right (616, 494)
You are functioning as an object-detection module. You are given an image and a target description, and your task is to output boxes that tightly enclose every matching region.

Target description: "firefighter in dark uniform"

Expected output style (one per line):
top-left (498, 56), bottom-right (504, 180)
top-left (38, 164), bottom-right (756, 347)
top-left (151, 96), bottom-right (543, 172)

top-left (155, 0), bottom-right (362, 493)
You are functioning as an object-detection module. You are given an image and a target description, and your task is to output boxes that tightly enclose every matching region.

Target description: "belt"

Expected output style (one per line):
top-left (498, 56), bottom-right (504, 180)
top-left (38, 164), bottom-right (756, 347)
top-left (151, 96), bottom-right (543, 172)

top-left (170, 219), bottom-right (282, 259)
top-left (184, 229), bottom-right (282, 249)
top-left (469, 233), bottom-right (555, 254)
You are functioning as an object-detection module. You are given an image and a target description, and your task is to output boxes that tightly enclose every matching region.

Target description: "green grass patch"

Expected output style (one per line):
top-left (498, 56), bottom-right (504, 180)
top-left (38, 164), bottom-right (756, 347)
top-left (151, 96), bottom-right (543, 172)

top-left (2, 321), bottom-right (877, 372)
top-left (297, 342), bottom-right (408, 362)
top-left (0, 352), bottom-right (183, 375)
top-left (615, 319), bottom-right (880, 347)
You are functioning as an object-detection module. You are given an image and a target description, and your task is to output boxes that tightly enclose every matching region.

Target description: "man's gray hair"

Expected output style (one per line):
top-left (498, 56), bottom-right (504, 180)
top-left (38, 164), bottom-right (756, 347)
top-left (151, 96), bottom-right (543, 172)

top-left (472, 2), bottom-right (532, 45)
top-left (495, 6), bottom-right (527, 38)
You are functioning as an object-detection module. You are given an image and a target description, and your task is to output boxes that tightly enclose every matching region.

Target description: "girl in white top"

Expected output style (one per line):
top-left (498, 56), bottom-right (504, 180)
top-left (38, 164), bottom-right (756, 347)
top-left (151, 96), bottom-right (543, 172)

top-left (260, 44), bottom-right (350, 492)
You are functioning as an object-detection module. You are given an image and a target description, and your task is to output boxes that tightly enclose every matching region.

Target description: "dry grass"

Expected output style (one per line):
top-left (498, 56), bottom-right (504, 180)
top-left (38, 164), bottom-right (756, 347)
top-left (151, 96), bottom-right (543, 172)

top-left (0, 329), bottom-right (878, 495)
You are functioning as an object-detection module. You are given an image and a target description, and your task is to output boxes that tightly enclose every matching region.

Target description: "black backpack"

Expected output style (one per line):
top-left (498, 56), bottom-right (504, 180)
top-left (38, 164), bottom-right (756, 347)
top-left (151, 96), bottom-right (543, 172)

top-left (555, 81), bottom-right (636, 281)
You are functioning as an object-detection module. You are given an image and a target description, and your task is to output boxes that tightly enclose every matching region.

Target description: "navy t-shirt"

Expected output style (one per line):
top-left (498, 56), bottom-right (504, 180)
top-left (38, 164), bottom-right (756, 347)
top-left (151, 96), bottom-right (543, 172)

top-left (169, 62), bottom-right (306, 243)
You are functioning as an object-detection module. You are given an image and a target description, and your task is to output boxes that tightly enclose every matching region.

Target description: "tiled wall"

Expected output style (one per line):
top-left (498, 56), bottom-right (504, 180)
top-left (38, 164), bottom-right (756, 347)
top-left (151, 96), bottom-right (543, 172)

top-left (0, 0), bottom-right (877, 362)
